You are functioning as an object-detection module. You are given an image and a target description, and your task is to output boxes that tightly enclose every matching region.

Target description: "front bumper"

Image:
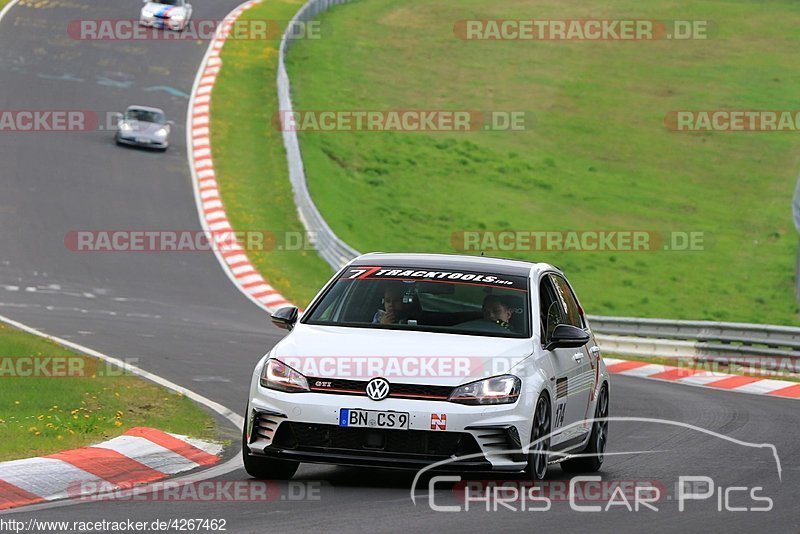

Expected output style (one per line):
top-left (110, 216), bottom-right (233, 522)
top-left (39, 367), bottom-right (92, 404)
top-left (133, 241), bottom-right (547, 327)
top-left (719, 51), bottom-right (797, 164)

top-left (116, 133), bottom-right (168, 149)
top-left (139, 16), bottom-right (184, 30)
top-left (246, 388), bottom-right (531, 471)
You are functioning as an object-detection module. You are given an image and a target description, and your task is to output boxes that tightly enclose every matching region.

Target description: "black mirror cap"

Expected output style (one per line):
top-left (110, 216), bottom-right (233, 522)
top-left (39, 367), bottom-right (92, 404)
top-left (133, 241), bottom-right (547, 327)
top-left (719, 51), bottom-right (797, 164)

top-left (270, 306), bottom-right (299, 331)
top-left (545, 324), bottom-right (590, 351)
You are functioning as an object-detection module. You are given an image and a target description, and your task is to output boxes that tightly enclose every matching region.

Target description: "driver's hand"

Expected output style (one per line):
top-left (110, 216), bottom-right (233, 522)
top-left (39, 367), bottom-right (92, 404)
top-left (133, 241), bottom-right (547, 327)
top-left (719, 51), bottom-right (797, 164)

top-left (380, 311), bottom-right (396, 324)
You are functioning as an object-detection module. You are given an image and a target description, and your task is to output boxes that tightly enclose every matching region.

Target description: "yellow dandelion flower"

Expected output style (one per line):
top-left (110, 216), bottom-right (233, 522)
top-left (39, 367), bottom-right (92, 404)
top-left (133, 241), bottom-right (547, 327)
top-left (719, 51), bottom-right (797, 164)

top-left (57, 435), bottom-right (63, 440)
top-left (114, 420), bottom-right (123, 427)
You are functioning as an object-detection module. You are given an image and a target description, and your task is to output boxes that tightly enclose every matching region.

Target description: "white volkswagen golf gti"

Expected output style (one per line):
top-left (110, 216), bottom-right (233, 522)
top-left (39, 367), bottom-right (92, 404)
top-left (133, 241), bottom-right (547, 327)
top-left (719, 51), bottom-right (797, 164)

top-left (243, 253), bottom-right (609, 480)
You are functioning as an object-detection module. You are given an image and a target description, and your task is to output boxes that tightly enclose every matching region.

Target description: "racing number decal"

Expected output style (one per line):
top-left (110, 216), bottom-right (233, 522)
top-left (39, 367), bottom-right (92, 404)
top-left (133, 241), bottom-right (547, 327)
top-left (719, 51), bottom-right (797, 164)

top-left (554, 402), bottom-right (567, 429)
top-left (431, 414), bottom-right (447, 430)
top-left (554, 377), bottom-right (568, 428)
top-left (345, 266), bottom-right (382, 279)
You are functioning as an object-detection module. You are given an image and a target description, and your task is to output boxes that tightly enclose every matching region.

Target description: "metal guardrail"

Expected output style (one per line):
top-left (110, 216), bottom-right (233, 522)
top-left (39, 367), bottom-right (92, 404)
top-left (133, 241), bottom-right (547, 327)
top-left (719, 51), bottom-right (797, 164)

top-left (276, 1), bottom-right (799, 368)
top-left (588, 316), bottom-right (800, 366)
top-left (277, 0), bottom-right (360, 271)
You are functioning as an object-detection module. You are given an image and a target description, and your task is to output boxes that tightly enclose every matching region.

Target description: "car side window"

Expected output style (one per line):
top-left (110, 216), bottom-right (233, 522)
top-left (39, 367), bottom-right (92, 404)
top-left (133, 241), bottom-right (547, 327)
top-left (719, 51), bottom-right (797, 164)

top-left (550, 275), bottom-right (584, 329)
top-left (539, 276), bottom-right (563, 344)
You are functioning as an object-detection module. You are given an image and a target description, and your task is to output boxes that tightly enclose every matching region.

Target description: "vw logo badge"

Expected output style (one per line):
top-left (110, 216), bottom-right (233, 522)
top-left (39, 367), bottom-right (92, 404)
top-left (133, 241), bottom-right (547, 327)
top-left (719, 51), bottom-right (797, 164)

top-left (365, 377), bottom-right (390, 401)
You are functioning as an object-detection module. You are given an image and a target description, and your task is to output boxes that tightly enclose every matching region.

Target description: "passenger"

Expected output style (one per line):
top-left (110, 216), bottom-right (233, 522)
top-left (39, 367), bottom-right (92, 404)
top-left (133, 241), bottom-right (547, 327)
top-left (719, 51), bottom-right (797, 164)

top-left (483, 295), bottom-right (513, 330)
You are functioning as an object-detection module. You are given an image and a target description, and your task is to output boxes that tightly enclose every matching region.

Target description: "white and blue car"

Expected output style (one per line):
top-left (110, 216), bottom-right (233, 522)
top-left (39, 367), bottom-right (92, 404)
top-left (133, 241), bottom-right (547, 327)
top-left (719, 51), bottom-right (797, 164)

top-left (243, 253), bottom-right (610, 480)
top-left (139, 0), bottom-right (193, 31)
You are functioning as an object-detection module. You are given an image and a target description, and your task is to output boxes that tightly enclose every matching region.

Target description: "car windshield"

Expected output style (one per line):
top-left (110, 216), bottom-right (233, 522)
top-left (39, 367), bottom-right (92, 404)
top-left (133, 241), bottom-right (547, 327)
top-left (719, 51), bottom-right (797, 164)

top-left (125, 109), bottom-right (166, 124)
top-left (303, 266), bottom-right (531, 338)
top-left (152, 0), bottom-right (184, 5)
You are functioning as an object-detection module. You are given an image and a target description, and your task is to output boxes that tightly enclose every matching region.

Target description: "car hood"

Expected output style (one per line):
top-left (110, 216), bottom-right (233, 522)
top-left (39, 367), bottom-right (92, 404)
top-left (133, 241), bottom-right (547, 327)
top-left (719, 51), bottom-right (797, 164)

top-left (143, 3), bottom-right (186, 17)
top-left (122, 120), bottom-right (164, 136)
top-left (271, 324), bottom-right (534, 386)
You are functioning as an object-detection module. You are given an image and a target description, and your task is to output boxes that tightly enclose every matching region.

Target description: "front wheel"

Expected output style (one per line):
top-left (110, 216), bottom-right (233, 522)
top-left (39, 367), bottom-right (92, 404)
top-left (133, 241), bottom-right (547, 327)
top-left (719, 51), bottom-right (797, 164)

top-left (525, 394), bottom-right (551, 480)
top-left (242, 423), bottom-right (299, 480)
top-left (560, 384), bottom-right (609, 473)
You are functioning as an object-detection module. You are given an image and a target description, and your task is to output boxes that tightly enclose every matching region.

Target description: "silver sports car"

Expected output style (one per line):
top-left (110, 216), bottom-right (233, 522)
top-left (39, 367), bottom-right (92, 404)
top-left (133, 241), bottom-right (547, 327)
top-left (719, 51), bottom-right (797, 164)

top-left (115, 106), bottom-right (172, 151)
top-left (140, 0), bottom-right (193, 31)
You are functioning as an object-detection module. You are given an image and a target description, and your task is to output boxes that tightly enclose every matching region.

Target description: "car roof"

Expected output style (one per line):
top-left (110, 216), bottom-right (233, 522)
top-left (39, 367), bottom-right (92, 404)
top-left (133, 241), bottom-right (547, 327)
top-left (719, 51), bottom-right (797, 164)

top-left (349, 252), bottom-right (559, 278)
top-left (126, 105), bottom-right (165, 115)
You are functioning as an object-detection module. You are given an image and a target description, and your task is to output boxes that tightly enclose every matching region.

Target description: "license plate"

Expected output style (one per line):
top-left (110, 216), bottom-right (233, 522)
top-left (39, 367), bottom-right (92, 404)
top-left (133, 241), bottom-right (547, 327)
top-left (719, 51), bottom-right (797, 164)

top-left (136, 138), bottom-right (150, 144)
top-left (339, 409), bottom-right (409, 430)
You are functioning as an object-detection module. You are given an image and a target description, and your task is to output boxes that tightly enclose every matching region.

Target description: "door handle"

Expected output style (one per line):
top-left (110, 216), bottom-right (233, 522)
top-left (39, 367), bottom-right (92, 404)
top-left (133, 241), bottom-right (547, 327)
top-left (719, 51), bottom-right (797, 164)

top-left (590, 346), bottom-right (601, 356)
top-left (573, 352), bottom-right (584, 363)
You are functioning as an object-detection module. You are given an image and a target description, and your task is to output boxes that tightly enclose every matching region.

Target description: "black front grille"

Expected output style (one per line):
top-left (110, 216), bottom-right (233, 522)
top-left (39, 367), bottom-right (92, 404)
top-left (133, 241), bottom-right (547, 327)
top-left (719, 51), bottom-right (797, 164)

top-left (307, 377), bottom-right (454, 400)
top-left (272, 422), bottom-right (481, 460)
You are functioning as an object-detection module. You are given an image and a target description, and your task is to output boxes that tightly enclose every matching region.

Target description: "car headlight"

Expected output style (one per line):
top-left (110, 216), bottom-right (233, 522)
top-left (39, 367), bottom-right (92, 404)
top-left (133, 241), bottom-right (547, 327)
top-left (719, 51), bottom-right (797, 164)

top-left (155, 128), bottom-right (168, 138)
top-left (448, 375), bottom-right (521, 405)
top-left (141, 10), bottom-right (154, 18)
top-left (260, 359), bottom-right (309, 393)
top-left (119, 122), bottom-right (132, 132)
top-left (172, 13), bottom-right (185, 20)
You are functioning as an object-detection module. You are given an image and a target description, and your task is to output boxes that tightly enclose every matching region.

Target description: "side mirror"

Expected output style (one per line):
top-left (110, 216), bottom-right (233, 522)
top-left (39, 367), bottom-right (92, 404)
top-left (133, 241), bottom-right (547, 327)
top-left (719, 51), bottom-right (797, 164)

top-left (544, 324), bottom-right (590, 351)
top-left (271, 306), bottom-right (298, 331)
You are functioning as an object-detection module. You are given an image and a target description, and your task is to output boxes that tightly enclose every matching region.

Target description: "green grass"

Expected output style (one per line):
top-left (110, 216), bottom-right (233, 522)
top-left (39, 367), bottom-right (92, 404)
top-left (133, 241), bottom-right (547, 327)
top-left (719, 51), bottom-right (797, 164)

top-left (210, 0), bottom-right (332, 308)
top-left (0, 323), bottom-right (217, 462)
top-left (276, 0), bottom-right (800, 325)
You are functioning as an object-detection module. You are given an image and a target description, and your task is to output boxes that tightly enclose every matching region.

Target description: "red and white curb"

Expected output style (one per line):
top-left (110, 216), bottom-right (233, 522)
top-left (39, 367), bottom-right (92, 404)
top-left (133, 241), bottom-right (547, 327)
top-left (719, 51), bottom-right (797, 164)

top-left (187, 0), bottom-right (294, 314)
top-left (605, 357), bottom-right (800, 399)
top-left (0, 427), bottom-right (221, 510)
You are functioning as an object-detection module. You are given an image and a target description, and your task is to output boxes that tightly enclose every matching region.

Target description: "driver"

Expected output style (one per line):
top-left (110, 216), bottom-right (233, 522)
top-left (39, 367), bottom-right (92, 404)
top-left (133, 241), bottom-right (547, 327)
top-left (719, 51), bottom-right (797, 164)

top-left (373, 284), bottom-right (415, 325)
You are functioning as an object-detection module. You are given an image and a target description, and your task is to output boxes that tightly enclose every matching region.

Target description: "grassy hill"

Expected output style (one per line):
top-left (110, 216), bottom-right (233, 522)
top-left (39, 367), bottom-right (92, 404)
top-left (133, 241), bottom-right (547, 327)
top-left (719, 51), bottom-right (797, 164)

top-left (281, 0), bottom-right (800, 324)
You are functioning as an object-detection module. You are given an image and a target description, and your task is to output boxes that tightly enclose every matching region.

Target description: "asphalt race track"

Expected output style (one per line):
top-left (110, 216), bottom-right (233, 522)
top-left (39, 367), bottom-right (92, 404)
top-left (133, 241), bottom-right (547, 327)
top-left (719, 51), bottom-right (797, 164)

top-left (0, 2), bottom-right (797, 532)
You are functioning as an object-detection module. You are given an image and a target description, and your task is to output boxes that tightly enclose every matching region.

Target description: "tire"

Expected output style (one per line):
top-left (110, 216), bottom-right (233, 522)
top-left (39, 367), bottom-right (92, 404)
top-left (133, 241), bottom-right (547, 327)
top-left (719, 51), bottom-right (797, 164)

top-left (560, 384), bottom-right (609, 473)
top-left (525, 394), bottom-right (551, 480)
top-left (242, 422), bottom-right (299, 480)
